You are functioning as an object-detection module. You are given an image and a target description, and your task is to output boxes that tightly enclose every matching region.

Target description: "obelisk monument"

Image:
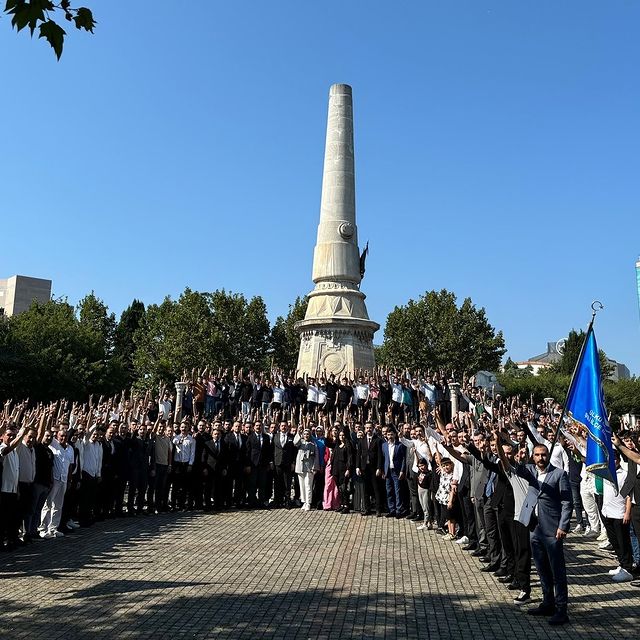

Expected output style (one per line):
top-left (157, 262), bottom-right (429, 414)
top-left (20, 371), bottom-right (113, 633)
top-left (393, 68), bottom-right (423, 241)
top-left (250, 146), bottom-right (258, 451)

top-left (296, 84), bottom-right (379, 377)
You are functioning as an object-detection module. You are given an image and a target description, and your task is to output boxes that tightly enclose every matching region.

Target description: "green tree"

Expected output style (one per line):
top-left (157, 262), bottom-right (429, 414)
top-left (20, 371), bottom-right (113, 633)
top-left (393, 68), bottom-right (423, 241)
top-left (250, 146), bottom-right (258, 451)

top-left (270, 296), bottom-right (308, 372)
top-left (4, 0), bottom-right (96, 59)
top-left (378, 289), bottom-right (505, 374)
top-left (1, 298), bottom-right (105, 400)
top-left (604, 378), bottom-right (640, 418)
top-left (132, 288), bottom-right (271, 388)
top-left (551, 329), bottom-right (614, 379)
top-left (113, 299), bottom-right (146, 388)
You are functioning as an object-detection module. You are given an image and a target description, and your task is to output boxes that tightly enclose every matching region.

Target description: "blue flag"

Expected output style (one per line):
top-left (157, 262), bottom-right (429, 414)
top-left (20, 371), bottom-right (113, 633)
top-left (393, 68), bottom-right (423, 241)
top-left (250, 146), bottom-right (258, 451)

top-left (565, 327), bottom-right (617, 489)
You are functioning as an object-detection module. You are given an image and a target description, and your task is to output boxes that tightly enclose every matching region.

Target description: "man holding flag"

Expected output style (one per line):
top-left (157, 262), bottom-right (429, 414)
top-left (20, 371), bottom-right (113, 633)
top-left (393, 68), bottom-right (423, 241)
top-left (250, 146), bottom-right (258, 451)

top-left (513, 312), bottom-right (618, 625)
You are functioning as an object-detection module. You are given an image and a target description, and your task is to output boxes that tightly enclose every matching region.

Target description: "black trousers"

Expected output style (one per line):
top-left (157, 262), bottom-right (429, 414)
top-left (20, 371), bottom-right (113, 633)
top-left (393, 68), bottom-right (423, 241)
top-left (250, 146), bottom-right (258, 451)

top-left (483, 501), bottom-right (503, 566)
top-left (0, 491), bottom-right (20, 544)
top-left (362, 466), bottom-right (383, 513)
top-left (127, 471), bottom-right (148, 513)
top-left (498, 506), bottom-right (515, 574)
top-left (228, 462), bottom-right (246, 506)
top-left (603, 516), bottom-right (633, 572)
top-left (459, 489), bottom-right (477, 543)
top-left (151, 464), bottom-right (169, 511)
top-left (248, 464), bottom-right (268, 507)
top-left (79, 472), bottom-right (99, 524)
top-left (474, 497), bottom-right (488, 551)
top-left (172, 462), bottom-right (190, 509)
top-left (513, 520), bottom-right (531, 591)
top-left (17, 481), bottom-right (34, 536)
top-left (407, 472), bottom-right (421, 517)
top-left (311, 469), bottom-right (325, 507)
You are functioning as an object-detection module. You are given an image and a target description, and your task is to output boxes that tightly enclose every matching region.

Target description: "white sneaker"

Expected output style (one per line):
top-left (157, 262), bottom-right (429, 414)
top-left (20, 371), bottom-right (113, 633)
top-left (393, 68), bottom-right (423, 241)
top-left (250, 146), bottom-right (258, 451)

top-left (572, 524), bottom-right (583, 534)
top-left (52, 530), bottom-right (65, 537)
top-left (599, 540), bottom-right (613, 550)
top-left (416, 524), bottom-right (427, 530)
top-left (597, 530), bottom-right (608, 542)
top-left (583, 528), bottom-right (599, 539)
top-left (608, 566), bottom-right (622, 575)
top-left (613, 568), bottom-right (634, 583)
top-left (39, 531), bottom-right (48, 539)
top-left (455, 536), bottom-right (470, 545)
top-left (43, 531), bottom-right (57, 539)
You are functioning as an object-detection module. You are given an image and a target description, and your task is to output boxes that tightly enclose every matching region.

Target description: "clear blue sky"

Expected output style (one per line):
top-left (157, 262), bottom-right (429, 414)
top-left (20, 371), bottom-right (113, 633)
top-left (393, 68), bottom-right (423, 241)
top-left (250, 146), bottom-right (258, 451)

top-left (2, 1), bottom-right (639, 373)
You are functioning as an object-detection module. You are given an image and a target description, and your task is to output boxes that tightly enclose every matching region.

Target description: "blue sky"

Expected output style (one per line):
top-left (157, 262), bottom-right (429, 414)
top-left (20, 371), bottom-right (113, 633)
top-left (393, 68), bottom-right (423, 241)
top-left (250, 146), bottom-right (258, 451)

top-left (2, 1), bottom-right (639, 373)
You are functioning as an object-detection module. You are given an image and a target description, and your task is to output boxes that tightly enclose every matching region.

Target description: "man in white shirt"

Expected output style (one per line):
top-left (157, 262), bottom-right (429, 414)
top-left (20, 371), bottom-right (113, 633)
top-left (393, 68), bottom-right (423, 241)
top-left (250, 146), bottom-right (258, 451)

top-left (40, 428), bottom-right (75, 538)
top-left (1, 425), bottom-right (27, 549)
top-left (172, 423), bottom-right (195, 510)
top-left (76, 426), bottom-right (104, 526)
top-left (355, 376), bottom-right (371, 421)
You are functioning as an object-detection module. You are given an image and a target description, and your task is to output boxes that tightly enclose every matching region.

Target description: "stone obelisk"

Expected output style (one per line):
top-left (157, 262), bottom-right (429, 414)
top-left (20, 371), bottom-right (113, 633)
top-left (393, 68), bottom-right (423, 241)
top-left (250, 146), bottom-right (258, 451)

top-left (295, 84), bottom-right (379, 377)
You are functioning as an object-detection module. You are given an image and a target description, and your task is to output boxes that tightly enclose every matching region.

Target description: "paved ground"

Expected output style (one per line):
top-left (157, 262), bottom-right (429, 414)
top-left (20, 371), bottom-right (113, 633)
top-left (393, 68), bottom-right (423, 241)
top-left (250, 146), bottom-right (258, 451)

top-left (1, 509), bottom-right (639, 639)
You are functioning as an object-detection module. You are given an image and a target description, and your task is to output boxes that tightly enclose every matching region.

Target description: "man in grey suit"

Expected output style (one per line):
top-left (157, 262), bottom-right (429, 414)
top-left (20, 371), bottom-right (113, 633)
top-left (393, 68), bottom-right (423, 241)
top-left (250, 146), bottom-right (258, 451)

top-left (514, 443), bottom-right (573, 626)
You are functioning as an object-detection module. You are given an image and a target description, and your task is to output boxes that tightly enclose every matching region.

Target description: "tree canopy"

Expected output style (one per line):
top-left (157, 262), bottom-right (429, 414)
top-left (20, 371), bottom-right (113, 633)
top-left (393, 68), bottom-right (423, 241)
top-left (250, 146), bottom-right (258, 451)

top-left (377, 289), bottom-right (506, 375)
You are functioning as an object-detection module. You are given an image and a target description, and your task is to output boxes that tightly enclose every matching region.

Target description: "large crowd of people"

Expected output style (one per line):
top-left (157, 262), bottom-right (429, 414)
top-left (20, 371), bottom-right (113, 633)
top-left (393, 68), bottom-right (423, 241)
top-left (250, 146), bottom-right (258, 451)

top-left (2, 367), bottom-right (639, 627)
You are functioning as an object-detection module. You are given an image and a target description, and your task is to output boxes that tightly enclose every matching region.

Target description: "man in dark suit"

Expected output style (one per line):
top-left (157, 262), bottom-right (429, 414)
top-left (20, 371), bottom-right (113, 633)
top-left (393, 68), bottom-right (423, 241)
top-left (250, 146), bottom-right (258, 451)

top-left (245, 421), bottom-right (273, 508)
top-left (224, 421), bottom-right (246, 507)
top-left (515, 443), bottom-right (572, 626)
top-left (380, 427), bottom-right (407, 518)
top-left (356, 421), bottom-right (383, 516)
top-left (202, 423), bottom-right (228, 510)
top-left (272, 421), bottom-right (296, 508)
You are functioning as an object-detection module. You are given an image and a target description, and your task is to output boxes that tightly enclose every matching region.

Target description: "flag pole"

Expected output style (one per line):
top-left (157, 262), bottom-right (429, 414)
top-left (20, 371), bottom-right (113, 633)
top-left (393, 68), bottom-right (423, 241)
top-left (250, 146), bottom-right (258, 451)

top-left (548, 301), bottom-right (604, 451)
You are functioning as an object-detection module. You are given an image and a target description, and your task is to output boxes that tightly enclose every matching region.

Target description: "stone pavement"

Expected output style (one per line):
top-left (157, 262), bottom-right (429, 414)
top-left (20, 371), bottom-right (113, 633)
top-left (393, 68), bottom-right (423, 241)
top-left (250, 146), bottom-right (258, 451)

top-left (1, 509), bottom-right (639, 640)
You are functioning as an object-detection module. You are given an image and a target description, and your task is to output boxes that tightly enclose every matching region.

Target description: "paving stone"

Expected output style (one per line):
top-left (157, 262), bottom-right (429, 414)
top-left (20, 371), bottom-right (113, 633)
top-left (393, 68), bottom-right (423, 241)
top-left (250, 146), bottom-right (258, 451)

top-left (0, 510), bottom-right (638, 639)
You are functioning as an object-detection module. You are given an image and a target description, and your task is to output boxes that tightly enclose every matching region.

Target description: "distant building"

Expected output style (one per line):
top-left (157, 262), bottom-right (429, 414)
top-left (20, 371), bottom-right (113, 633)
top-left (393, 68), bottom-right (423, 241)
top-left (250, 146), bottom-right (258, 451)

top-left (0, 275), bottom-right (52, 317)
top-left (516, 340), bottom-right (630, 382)
top-left (516, 341), bottom-right (562, 375)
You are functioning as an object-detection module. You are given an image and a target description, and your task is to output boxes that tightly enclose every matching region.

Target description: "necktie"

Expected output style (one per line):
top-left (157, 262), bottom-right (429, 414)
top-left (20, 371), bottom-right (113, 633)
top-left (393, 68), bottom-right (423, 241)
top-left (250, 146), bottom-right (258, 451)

top-left (486, 471), bottom-right (495, 497)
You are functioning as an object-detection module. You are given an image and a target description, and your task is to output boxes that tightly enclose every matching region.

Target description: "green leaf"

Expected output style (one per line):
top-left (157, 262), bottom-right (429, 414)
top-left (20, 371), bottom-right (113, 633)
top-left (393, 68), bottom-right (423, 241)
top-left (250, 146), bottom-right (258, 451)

top-left (73, 7), bottom-right (95, 33)
top-left (39, 19), bottom-right (65, 60)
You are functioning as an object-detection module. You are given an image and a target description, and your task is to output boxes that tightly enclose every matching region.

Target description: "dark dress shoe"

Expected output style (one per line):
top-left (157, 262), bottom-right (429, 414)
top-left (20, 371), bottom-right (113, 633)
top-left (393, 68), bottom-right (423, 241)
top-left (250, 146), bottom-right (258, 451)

top-left (463, 544), bottom-right (478, 552)
top-left (507, 582), bottom-right (521, 591)
top-left (497, 574), bottom-right (513, 583)
top-left (471, 550), bottom-right (484, 558)
top-left (385, 512), bottom-right (396, 518)
top-left (480, 563), bottom-right (500, 573)
top-left (479, 556), bottom-right (492, 563)
top-left (528, 604), bottom-right (555, 616)
top-left (548, 611), bottom-right (569, 626)
top-left (493, 568), bottom-right (509, 578)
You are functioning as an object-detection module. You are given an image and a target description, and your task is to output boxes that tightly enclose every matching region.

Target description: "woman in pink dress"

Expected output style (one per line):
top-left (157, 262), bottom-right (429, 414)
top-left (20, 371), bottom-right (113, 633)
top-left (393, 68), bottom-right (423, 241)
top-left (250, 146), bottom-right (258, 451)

top-left (323, 426), bottom-right (340, 510)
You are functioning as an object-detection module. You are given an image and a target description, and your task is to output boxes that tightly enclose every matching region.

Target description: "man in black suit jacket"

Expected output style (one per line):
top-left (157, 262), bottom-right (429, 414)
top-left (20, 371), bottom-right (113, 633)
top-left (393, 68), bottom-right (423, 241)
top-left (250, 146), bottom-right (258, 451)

top-left (224, 421), bottom-right (246, 507)
top-left (272, 421), bottom-right (296, 508)
top-left (355, 422), bottom-right (383, 516)
top-left (245, 421), bottom-right (273, 508)
top-left (202, 424), bottom-right (228, 510)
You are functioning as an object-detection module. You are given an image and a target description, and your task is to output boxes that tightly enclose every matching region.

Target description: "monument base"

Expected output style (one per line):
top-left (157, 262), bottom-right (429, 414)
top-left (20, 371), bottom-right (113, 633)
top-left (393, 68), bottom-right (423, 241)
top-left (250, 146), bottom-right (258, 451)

top-left (296, 317), bottom-right (379, 377)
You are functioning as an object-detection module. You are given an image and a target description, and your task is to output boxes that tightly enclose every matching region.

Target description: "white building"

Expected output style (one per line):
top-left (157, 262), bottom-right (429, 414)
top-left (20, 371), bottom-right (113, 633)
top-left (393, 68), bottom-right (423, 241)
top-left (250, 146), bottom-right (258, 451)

top-left (0, 275), bottom-right (52, 317)
top-left (516, 340), bottom-right (630, 381)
